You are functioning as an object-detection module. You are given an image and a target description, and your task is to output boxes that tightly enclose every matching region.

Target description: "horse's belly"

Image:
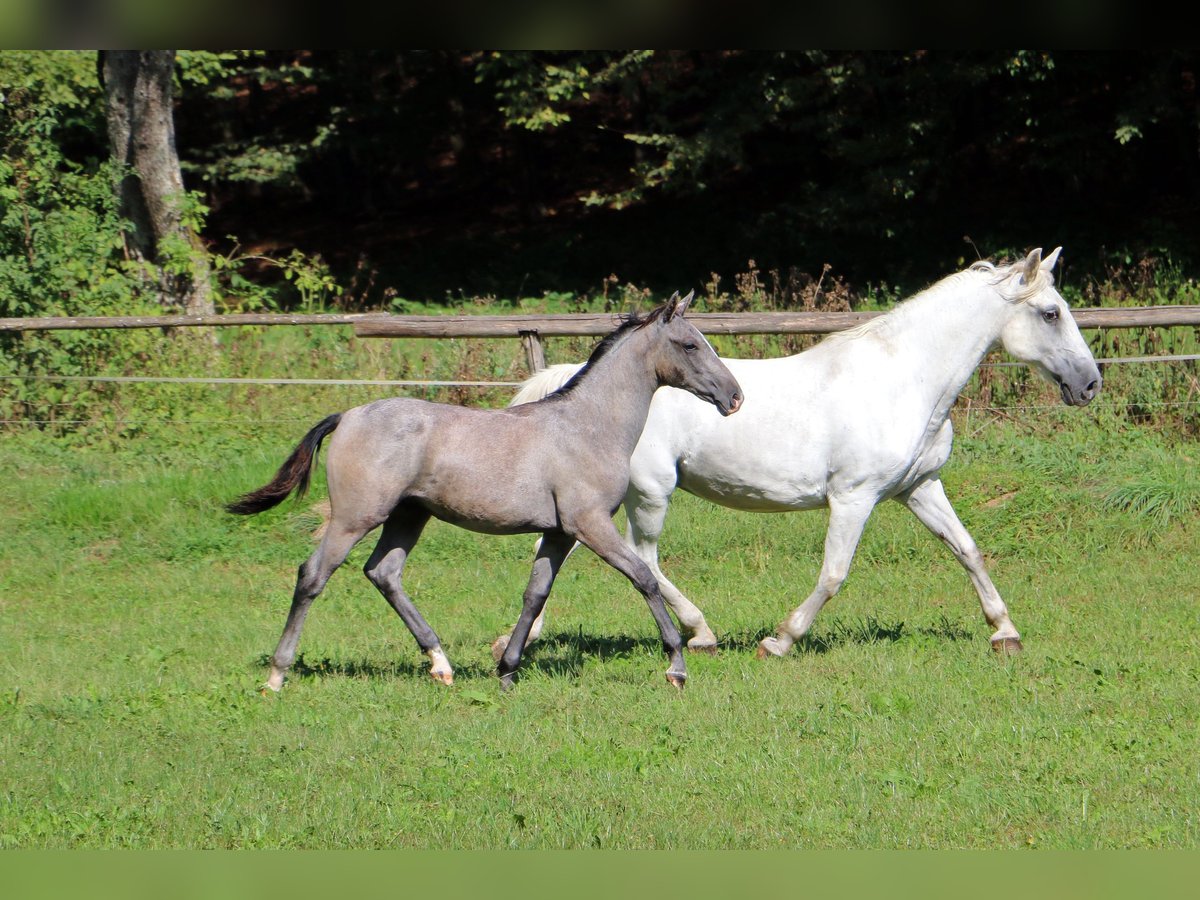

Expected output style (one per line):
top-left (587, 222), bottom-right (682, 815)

top-left (677, 466), bottom-right (826, 512)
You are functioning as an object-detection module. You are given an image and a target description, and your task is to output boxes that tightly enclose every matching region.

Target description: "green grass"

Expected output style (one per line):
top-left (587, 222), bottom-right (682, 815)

top-left (1, 414), bottom-right (1198, 848)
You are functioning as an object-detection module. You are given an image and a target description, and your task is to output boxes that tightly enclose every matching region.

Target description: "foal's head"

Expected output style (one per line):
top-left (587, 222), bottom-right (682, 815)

top-left (991, 247), bottom-right (1103, 407)
top-left (647, 291), bottom-right (743, 416)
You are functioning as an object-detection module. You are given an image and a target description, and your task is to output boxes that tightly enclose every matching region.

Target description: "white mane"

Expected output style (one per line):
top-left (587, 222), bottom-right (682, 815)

top-left (824, 258), bottom-right (1053, 346)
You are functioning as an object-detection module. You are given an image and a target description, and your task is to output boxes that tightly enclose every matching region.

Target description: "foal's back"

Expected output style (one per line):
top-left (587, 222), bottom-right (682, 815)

top-left (324, 397), bottom-right (598, 535)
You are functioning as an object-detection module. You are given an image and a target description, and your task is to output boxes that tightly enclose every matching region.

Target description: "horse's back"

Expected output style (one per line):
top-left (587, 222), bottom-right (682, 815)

top-left (636, 343), bottom-right (947, 509)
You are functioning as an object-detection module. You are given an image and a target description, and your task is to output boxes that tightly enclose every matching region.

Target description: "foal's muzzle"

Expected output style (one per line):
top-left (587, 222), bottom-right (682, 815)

top-left (718, 389), bottom-right (743, 417)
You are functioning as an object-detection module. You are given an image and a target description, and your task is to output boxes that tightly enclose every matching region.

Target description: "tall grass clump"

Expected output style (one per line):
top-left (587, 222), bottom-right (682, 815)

top-left (1100, 446), bottom-right (1200, 542)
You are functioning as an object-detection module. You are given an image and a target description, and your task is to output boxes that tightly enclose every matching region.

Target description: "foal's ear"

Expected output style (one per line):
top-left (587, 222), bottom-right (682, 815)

top-left (664, 290), bottom-right (694, 322)
top-left (1041, 246), bottom-right (1062, 272)
top-left (1022, 247), bottom-right (1043, 283)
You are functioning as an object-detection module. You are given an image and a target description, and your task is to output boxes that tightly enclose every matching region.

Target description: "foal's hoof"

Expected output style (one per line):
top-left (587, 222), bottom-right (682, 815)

top-left (756, 637), bottom-right (787, 659)
top-left (991, 636), bottom-right (1024, 656)
top-left (429, 670), bottom-right (455, 686)
top-left (687, 642), bottom-right (719, 656)
top-left (665, 672), bottom-right (686, 690)
top-left (490, 635), bottom-right (510, 664)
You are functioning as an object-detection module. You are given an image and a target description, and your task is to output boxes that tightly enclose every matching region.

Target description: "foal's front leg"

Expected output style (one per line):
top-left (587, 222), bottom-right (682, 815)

top-left (899, 477), bottom-right (1022, 653)
top-left (497, 530), bottom-right (576, 689)
top-left (571, 513), bottom-right (688, 687)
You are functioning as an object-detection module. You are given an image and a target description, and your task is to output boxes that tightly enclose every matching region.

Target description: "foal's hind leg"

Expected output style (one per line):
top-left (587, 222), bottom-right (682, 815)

top-left (267, 521), bottom-right (371, 691)
top-left (497, 530), bottom-right (576, 689)
top-left (362, 506), bottom-right (456, 684)
top-left (900, 477), bottom-right (1022, 653)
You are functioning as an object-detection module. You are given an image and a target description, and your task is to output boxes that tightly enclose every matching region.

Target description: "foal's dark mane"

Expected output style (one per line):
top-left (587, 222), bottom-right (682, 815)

top-left (545, 305), bottom-right (669, 401)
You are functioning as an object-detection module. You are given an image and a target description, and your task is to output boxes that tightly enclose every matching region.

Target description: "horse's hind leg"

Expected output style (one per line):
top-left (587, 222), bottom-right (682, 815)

top-left (362, 506), bottom-right (454, 684)
top-left (267, 521), bottom-right (370, 691)
top-left (758, 496), bottom-right (874, 658)
top-left (900, 477), bottom-right (1021, 653)
top-left (497, 530), bottom-right (576, 689)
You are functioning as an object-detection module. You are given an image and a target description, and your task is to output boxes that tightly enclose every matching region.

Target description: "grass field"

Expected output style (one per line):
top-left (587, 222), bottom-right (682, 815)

top-left (2, 387), bottom-right (1198, 848)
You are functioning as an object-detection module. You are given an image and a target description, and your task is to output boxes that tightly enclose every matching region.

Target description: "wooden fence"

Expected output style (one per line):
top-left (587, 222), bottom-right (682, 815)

top-left (4, 306), bottom-right (1200, 373)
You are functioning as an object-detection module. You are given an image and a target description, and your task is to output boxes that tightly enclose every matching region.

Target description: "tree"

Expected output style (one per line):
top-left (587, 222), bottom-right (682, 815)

top-left (101, 50), bottom-right (213, 315)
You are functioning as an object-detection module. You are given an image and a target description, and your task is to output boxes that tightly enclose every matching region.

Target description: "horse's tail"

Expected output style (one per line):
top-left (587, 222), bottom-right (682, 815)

top-left (509, 363), bottom-right (585, 406)
top-left (226, 414), bottom-right (342, 515)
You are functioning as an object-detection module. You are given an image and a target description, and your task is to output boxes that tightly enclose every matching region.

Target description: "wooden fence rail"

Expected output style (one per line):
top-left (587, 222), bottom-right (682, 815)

top-left (4, 307), bottom-right (1199, 373)
top-left (4, 306), bottom-right (1200, 335)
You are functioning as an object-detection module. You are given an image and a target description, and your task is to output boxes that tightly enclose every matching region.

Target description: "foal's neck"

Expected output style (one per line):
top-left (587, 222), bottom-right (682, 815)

top-left (560, 327), bottom-right (660, 452)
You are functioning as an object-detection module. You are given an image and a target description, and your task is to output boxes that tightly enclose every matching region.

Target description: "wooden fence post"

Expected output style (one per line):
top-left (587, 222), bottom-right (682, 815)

top-left (519, 330), bottom-right (546, 373)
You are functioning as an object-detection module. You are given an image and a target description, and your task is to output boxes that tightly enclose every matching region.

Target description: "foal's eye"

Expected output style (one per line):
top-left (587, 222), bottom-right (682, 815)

top-left (683, 342), bottom-right (698, 352)
top-left (1041, 308), bottom-right (1060, 323)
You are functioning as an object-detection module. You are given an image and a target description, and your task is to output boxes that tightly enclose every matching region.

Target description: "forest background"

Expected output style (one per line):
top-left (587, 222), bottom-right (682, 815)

top-left (4, 50), bottom-right (1200, 322)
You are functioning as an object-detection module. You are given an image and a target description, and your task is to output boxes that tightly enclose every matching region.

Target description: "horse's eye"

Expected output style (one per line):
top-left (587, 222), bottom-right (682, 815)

top-left (683, 342), bottom-right (698, 352)
top-left (1042, 308), bottom-right (1060, 323)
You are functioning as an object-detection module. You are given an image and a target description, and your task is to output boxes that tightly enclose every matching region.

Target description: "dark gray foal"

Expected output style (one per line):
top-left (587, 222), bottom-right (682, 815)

top-left (228, 291), bottom-right (742, 690)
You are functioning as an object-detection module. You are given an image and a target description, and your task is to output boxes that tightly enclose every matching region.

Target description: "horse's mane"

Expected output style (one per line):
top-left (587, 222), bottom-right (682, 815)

top-left (824, 258), bottom-right (1054, 345)
top-left (542, 305), bottom-right (669, 400)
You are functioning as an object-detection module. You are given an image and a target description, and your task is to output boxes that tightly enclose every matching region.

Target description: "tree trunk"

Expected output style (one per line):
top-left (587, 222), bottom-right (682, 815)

top-left (101, 50), bottom-right (214, 316)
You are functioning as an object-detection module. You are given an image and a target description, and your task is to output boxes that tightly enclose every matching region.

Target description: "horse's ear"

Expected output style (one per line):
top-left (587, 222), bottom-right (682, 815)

top-left (1041, 246), bottom-right (1062, 272)
top-left (663, 290), bottom-right (682, 322)
top-left (1022, 247), bottom-right (1043, 283)
top-left (675, 290), bottom-right (694, 317)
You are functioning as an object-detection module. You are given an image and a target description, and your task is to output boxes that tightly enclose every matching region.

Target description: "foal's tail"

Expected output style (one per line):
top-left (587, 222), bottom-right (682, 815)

top-left (226, 414), bottom-right (342, 515)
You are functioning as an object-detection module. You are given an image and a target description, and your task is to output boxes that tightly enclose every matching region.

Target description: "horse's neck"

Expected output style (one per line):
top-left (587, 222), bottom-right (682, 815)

top-left (560, 331), bottom-right (659, 454)
top-left (884, 280), bottom-right (1009, 415)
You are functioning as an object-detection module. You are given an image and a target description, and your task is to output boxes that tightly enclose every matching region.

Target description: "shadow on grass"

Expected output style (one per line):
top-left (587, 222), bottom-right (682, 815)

top-left (256, 630), bottom-right (660, 685)
top-left (257, 653), bottom-right (498, 683)
top-left (255, 615), bottom-right (975, 685)
top-left (720, 613), bottom-right (975, 655)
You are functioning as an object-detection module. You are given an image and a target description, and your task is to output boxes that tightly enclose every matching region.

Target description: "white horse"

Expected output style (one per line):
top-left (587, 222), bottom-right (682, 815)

top-left (496, 248), bottom-right (1102, 661)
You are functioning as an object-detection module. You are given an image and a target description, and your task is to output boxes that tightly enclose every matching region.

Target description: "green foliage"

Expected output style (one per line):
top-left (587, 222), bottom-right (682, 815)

top-left (0, 82), bottom-right (160, 424)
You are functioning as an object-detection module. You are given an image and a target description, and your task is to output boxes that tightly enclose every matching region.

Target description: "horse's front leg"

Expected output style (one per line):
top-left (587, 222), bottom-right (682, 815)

top-left (625, 482), bottom-right (719, 652)
top-left (571, 514), bottom-right (688, 688)
top-left (758, 495), bottom-right (875, 658)
top-left (899, 477), bottom-right (1021, 653)
top-left (498, 531), bottom-right (576, 689)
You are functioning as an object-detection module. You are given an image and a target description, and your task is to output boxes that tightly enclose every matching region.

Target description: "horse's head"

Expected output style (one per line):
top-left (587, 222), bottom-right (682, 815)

top-left (653, 291), bottom-right (743, 416)
top-left (996, 247), bottom-right (1102, 406)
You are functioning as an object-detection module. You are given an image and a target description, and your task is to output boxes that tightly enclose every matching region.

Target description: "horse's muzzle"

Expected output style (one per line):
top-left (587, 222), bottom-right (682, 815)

top-left (1059, 372), bottom-right (1103, 407)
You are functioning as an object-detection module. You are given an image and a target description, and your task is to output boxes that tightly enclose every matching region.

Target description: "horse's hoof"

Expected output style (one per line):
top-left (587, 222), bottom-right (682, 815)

top-left (687, 642), bottom-right (718, 656)
top-left (490, 635), bottom-right (510, 664)
top-left (429, 670), bottom-right (454, 686)
top-left (665, 672), bottom-right (686, 690)
top-left (756, 637), bottom-right (786, 659)
top-left (991, 636), bottom-right (1024, 655)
